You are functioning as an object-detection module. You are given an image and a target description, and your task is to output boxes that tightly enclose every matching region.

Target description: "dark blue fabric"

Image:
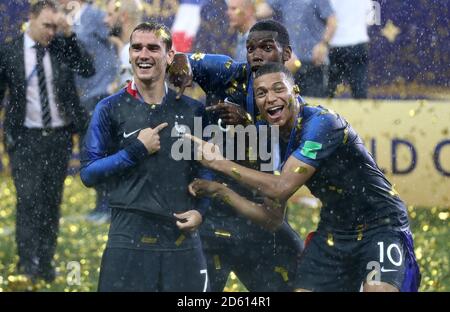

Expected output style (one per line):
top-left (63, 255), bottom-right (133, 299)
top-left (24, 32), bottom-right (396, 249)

top-left (80, 90), bottom-right (143, 187)
top-left (80, 89), bottom-right (211, 217)
top-left (400, 227), bottom-right (421, 292)
top-left (288, 104), bottom-right (410, 231)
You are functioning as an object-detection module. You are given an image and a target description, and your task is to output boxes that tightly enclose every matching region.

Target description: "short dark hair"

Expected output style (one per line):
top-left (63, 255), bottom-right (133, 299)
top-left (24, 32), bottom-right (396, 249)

top-left (130, 22), bottom-right (173, 51)
top-left (29, 0), bottom-right (57, 16)
top-left (254, 62), bottom-right (294, 83)
top-left (249, 19), bottom-right (290, 47)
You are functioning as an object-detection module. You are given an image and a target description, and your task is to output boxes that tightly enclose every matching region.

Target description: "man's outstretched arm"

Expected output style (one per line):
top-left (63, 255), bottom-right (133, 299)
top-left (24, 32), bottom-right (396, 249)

top-left (189, 179), bottom-right (286, 232)
top-left (186, 134), bottom-right (316, 202)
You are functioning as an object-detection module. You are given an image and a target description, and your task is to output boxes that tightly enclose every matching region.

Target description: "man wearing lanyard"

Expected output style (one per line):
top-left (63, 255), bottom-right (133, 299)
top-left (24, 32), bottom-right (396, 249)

top-left (0, 0), bottom-right (94, 282)
top-left (80, 22), bottom-right (210, 291)
top-left (187, 63), bottom-right (421, 292)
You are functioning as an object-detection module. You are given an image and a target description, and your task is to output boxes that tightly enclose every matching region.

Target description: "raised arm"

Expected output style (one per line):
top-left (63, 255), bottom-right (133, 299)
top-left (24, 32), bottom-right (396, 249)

top-left (168, 53), bottom-right (246, 98)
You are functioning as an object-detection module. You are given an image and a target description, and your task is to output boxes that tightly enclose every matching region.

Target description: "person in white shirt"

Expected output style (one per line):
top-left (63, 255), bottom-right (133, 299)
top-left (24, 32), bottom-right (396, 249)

top-left (327, 0), bottom-right (372, 98)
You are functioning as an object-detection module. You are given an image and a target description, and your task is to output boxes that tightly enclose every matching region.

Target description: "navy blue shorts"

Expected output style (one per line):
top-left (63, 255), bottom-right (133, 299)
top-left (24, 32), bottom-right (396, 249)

top-left (98, 246), bottom-right (209, 292)
top-left (202, 228), bottom-right (303, 292)
top-left (295, 226), bottom-right (421, 292)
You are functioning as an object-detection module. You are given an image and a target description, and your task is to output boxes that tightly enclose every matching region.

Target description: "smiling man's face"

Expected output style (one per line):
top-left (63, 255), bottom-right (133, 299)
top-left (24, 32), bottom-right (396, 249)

top-left (246, 30), bottom-right (291, 72)
top-left (254, 71), bottom-right (296, 128)
top-left (129, 30), bottom-right (174, 84)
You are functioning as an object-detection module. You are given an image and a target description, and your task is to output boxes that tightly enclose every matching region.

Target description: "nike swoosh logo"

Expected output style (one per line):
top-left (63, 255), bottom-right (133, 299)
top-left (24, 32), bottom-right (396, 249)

top-left (123, 129), bottom-right (141, 138)
top-left (380, 267), bottom-right (398, 273)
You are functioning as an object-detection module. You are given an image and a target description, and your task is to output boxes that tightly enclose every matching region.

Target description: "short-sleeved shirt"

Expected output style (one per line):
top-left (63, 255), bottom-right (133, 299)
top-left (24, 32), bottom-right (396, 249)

top-left (280, 104), bottom-right (409, 232)
top-left (267, 0), bottom-right (334, 62)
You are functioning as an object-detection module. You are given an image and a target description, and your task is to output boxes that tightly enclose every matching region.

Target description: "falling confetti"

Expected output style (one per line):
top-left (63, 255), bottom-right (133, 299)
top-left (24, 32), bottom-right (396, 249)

top-left (190, 52), bottom-right (206, 61)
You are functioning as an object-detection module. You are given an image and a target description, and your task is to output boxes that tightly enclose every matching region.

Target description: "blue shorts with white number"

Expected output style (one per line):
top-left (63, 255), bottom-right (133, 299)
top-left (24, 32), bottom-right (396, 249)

top-left (294, 226), bottom-right (421, 292)
top-left (98, 209), bottom-right (210, 292)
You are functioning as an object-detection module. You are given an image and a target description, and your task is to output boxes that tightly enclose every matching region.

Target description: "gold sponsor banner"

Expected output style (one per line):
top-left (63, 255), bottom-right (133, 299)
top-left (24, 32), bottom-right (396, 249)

top-left (298, 98), bottom-right (450, 208)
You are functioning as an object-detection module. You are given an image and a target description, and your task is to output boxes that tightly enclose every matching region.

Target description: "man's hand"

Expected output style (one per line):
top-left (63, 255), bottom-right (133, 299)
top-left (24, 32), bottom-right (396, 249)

top-left (137, 122), bottom-right (168, 154)
top-left (312, 41), bottom-right (329, 66)
top-left (168, 53), bottom-right (193, 99)
top-left (206, 100), bottom-right (252, 126)
top-left (55, 12), bottom-right (73, 37)
top-left (174, 210), bottom-right (202, 232)
top-left (188, 179), bottom-right (224, 197)
top-left (184, 133), bottom-right (224, 169)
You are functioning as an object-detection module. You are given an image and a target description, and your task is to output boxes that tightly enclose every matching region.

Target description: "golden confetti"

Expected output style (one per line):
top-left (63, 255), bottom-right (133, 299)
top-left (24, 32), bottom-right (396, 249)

top-left (327, 233), bottom-right (334, 246)
top-left (141, 236), bottom-right (157, 244)
top-left (294, 166), bottom-right (308, 174)
top-left (296, 117), bottom-right (303, 130)
top-left (0, 173), bottom-right (448, 292)
top-left (343, 128), bottom-right (349, 144)
top-left (213, 255), bottom-right (222, 270)
top-left (155, 28), bottom-right (170, 41)
top-left (21, 22), bottom-right (28, 33)
top-left (175, 234), bottom-right (186, 246)
top-left (190, 52), bottom-right (206, 61)
top-left (224, 60), bottom-right (233, 69)
top-left (221, 195), bottom-right (232, 206)
top-left (293, 84), bottom-right (301, 94)
top-left (225, 87), bottom-right (237, 94)
top-left (319, 108), bottom-right (337, 116)
top-left (328, 185), bottom-right (343, 194)
top-left (274, 170), bottom-right (281, 176)
top-left (242, 64), bottom-right (247, 77)
top-left (64, 177), bottom-right (73, 186)
top-left (409, 109), bottom-right (416, 117)
top-left (294, 60), bottom-right (302, 69)
top-left (231, 167), bottom-right (241, 178)
top-left (214, 230), bottom-right (232, 238)
top-left (274, 266), bottom-right (289, 282)
top-left (357, 225), bottom-right (364, 241)
top-left (389, 185), bottom-right (400, 196)
top-left (438, 212), bottom-right (448, 220)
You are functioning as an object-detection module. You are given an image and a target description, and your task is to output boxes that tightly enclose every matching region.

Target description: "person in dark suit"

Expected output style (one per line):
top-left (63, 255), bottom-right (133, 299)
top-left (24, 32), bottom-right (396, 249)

top-left (0, 0), bottom-right (94, 282)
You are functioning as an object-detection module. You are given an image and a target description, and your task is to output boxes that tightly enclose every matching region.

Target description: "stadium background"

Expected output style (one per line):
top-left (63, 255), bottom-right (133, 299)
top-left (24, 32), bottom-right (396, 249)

top-left (0, 0), bottom-right (448, 291)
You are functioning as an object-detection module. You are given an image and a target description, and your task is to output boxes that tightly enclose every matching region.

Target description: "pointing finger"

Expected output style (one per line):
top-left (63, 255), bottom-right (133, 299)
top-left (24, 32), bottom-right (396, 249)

top-left (154, 122), bottom-right (169, 133)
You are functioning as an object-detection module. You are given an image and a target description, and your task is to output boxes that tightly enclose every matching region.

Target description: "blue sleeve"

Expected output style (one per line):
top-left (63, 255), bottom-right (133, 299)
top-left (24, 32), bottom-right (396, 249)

top-left (187, 53), bottom-right (247, 95)
top-left (292, 111), bottom-right (346, 169)
top-left (315, 0), bottom-right (334, 20)
top-left (80, 100), bottom-right (148, 187)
